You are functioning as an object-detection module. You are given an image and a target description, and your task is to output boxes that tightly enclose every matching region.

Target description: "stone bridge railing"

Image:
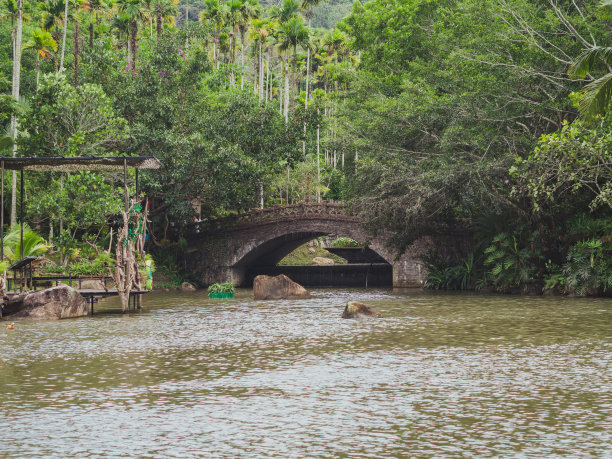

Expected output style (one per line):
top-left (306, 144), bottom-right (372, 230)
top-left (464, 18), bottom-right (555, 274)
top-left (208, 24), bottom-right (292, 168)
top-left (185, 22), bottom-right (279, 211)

top-left (186, 202), bottom-right (357, 236)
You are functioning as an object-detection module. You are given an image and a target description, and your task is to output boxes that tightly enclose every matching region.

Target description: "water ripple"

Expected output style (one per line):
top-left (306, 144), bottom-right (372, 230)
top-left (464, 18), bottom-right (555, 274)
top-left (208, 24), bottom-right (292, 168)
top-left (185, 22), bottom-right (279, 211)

top-left (0, 289), bottom-right (610, 457)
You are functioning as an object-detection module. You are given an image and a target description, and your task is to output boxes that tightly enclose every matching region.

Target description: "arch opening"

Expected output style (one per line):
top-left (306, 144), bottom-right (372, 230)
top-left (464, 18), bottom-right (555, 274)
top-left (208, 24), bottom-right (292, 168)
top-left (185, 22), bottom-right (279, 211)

top-left (236, 232), bottom-right (393, 288)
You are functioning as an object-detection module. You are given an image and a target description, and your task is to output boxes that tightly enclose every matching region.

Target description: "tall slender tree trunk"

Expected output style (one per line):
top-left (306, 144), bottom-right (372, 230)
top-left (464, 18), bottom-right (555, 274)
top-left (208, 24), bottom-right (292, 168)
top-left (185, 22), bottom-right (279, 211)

top-left (286, 164), bottom-right (289, 205)
top-left (260, 183), bottom-right (264, 209)
top-left (253, 51), bottom-right (257, 95)
top-left (59, 174), bottom-right (64, 264)
top-left (279, 72), bottom-right (283, 114)
top-left (73, 20), bottom-right (80, 86)
top-left (240, 39), bottom-right (245, 90)
top-left (316, 115), bottom-right (320, 202)
top-left (265, 57), bottom-right (270, 103)
top-left (89, 21), bottom-right (94, 48)
top-left (36, 58), bottom-right (40, 89)
top-left (10, 0), bottom-right (23, 227)
top-left (130, 19), bottom-right (138, 68)
top-left (258, 42), bottom-right (264, 102)
top-left (284, 57), bottom-right (289, 123)
top-left (60, 0), bottom-right (69, 71)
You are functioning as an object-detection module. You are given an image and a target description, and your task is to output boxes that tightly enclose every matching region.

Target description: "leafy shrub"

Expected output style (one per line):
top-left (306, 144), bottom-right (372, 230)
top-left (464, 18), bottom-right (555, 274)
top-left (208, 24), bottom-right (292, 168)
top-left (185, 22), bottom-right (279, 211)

top-left (2, 224), bottom-right (50, 262)
top-left (424, 252), bottom-right (481, 291)
top-left (566, 214), bottom-right (612, 242)
top-left (41, 265), bottom-right (67, 274)
top-left (543, 260), bottom-right (565, 291)
top-left (484, 232), bottom-right (541, 290)
top-left (207, 282), bottom-right (235, 294)
top-left (563, 239), bottom-right (612, 295)
top-left (331, 237), bottom-right (361, 248)
top-left (69, 253), bottom-right (115, 277)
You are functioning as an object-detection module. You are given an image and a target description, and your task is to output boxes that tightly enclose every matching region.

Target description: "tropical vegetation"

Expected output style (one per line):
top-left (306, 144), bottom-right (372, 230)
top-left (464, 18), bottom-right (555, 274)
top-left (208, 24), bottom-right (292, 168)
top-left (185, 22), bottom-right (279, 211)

top-left (0, 0), bottom-right (611, 295)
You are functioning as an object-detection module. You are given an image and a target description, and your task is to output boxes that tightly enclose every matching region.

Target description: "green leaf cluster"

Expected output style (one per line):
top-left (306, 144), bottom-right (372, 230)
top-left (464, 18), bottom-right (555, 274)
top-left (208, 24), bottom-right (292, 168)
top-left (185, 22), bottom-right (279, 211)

top-left (207, 282), bottom-right (235, 293)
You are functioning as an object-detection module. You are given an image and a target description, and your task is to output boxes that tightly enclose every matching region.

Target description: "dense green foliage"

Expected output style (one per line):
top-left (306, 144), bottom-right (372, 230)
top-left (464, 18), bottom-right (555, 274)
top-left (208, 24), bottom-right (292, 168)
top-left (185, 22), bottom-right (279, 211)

top-left (1, 0), bottom-right (611, 294)
top-left (207, 281), bottom-right (235, 293)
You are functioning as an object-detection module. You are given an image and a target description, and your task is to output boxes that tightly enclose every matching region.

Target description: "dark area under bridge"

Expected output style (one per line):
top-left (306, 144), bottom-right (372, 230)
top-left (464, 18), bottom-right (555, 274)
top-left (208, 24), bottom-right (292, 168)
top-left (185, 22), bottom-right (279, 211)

top-left (245, 264), bottom-right (392, 288)
top-left (243, 244), bottom-right (392, 288)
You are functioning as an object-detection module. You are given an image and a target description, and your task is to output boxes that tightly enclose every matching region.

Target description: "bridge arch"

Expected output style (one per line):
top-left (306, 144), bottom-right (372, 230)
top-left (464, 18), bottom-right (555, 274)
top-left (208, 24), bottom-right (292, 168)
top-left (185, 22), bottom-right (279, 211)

top-left (186, 203), bottom-right (429, 288)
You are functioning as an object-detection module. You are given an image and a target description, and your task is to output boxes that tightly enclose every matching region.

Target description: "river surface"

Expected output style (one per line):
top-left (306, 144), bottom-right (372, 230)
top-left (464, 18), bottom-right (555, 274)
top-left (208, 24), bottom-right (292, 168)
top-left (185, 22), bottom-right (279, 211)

top-left (0, 289), bottom-right (610, 457)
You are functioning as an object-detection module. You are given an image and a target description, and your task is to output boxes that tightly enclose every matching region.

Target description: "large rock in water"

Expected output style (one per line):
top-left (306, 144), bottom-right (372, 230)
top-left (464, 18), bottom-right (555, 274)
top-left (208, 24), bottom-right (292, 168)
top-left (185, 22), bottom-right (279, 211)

top-left (342, 301), bottom-right (382, 319)
top-left (253, 274), bottom-right (311, 300)
top-left (10, 286), bottom-right (88, 320)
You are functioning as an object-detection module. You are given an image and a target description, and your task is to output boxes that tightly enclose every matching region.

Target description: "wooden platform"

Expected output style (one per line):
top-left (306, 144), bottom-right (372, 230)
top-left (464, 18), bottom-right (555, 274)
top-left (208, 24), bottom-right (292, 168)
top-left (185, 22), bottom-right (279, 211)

top-left (5, 289), bottom-right (150, 315)
top-left (7, 289), bottom-right (150, 298)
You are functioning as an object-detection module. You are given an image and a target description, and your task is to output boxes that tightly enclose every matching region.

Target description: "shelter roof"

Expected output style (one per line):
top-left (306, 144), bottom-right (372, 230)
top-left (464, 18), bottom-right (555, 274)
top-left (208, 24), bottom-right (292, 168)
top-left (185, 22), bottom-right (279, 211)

top-left (0, 156), bottom-right (162, 172)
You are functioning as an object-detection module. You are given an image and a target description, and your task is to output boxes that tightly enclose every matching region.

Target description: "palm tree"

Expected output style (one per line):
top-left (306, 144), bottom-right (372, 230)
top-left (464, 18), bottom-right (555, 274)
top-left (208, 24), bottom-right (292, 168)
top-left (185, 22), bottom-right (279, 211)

top-left (23, 28), bottom-right (57, 88)
top-left (226, 0), bottom-right (243, 81)
top-left (269, 0), bottom-right (300, 23)
top-left (112, 13), bottom-right (131, 51)
top-left (322, 28), bottom-right (347, 63)
top-left (40, 0), bottom-right (65, 70)
top-left (85, 0), bottom-right (106, 48)
top-left (200, 0), bottom-right (227, 68)
top-left (59, 0), bottom-right (69, 71)
top-left (249, 18), bottom-right (272, 101)
top-left (237, 0), bottom-right (260, 89)
top-left (152, 0), bottom-right (176, 39)
top-left (118, 0), bottom-right (146, 67)
top-left (72, 6), bottom-right (90, 86)
top-left (1, 0), bottom-right (25, 66)
top-left (300, 0), bottom-right (323, 107)
top-left (9, 0), bottom-right (23, 227)
top-left (277, 15), bottom-right (309, 112)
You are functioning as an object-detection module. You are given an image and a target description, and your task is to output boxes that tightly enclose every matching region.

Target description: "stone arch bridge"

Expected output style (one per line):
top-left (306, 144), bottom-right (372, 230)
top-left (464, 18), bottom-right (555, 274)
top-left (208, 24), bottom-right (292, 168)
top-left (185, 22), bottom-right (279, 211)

top-left (184, 203), bottom-right (431, 288)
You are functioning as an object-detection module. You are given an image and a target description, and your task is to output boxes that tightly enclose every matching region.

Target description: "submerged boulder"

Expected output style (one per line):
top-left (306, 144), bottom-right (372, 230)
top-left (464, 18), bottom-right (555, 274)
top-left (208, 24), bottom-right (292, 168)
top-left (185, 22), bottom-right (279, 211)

top-left (342, 301), bottom-right (382, 319)
top-left (180, 282), bottom-right (197, 291)
top-left (253, 274), bottom-right (311, 300)
top-left (9, 285), bottom-right (88, 320)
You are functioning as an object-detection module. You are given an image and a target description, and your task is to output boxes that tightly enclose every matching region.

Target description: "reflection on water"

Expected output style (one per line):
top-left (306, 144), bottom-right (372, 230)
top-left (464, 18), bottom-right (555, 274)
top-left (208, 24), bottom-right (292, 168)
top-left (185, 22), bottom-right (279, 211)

top-left (0, 289), bottom-right (610, 457)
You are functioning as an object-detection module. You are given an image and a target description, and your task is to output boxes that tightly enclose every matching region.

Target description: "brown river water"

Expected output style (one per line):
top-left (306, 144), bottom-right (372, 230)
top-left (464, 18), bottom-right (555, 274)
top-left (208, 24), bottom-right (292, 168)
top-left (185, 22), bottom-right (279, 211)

top-left (0, 289), bottom-right (610, 457)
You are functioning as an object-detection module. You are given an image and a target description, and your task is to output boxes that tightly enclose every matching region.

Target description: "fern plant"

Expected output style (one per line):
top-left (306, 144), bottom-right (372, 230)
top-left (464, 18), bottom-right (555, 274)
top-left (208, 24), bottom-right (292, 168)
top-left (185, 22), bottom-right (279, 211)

top-left (563, 239), bottom-right (612, 295)
top-left (484, 232), bottom-right (538, 290)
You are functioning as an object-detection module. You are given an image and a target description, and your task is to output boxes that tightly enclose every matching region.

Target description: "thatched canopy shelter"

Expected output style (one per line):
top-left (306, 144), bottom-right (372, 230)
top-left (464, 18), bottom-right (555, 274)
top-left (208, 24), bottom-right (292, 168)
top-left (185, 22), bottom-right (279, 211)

top-left (0, 156), bottom-right (162, 262)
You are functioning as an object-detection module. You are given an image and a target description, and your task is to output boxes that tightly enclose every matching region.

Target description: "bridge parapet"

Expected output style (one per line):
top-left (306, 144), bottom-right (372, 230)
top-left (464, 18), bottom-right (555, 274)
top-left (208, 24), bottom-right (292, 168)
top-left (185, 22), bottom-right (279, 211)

top-left (189, 202), bottom-right (356, 236)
